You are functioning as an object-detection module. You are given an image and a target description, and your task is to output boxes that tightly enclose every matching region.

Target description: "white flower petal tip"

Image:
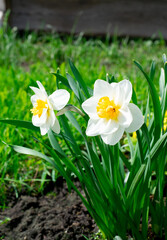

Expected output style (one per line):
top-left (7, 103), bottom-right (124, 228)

top-left (30, 82), bottom-right (70, 135)
top-left (49, 89), bottom-right (70, 110)
top-left (93, 79), bottom-right (111, 97)
top-left (82, 79), bottom-right (143, 145)
top-left (51, 118), bottom-right (60, 134)
top-left (101, 127), bottom-right (124, 145)
top-left (118, 79), bottom-right (132, 104)
top-left (125, 103), bottom-right (144, 133)
top-left (36, 81), bottom-right (45, 90)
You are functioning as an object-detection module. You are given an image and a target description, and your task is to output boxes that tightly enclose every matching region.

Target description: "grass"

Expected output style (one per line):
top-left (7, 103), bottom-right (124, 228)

top-left (0, 15), bottom-right (167, 207)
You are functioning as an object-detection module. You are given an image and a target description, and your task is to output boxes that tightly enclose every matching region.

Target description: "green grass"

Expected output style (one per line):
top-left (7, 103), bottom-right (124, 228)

top-left (0, 16), bottom-right (167, 207)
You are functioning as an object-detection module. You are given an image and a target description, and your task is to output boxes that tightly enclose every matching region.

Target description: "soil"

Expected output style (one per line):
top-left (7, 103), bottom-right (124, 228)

top-left (0, 178), bottom-right (97, 240)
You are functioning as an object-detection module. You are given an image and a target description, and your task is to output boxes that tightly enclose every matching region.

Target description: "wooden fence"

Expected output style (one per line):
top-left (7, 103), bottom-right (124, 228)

top-left (5, 0), bottom-right (167, 39)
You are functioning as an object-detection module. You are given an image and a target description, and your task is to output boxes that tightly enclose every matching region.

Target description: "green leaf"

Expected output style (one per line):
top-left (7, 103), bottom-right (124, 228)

top-left (136, 130), bottom-right (144, 164)
top-left (126, 133), bottom-right (135, 160)
top-left (119, 150), bottom-right (131, 171)
top-left (42, 140), bottom-right (83, 182)
top-left (144, 95), bottom-right (150, 124)
top-left (87, 87), bottom-right (93, 96)
top-left (95, 137), bottom-right (112, 177)
top-left (161, 85), bottom-right (167, 127)
top-left (65, 111), bottom-right (84, 136)
top-left (150, 132), bottom-right (167, 163)
top-left (141, 191), bottom-right (150, 238)
top-left (66, 73), bottom-right (80, 99)
top-left (52, 72), bottom-right (71, 89)
top-left (0, 119), bottom-right (39, 131)
top-left (127, 164), bottom-right (146, 199)
top-left (164, 61), bottom-right (167, 85)
top-left (11, 145), bottom-right (57, 168)
top-left (11, 143), bottom-right (74, 192)
top-left (141, 123), bottom-right (151, 153)
top-left (132, 87), bottom-right (137, 105)
top-left (141, 124), bottom-right (151, 179)
top-left (69, 59), bottom-right (90, 98)
top-left (47, 129), bottom-right (66, 157)
top-left (60, 115), bottom-right (81, 155)
top-left (56, 104), bottom-right (85, 117)
top-left (86, 142), bottom-right (124, 211)
top-left (134, 61), bottom-right (162, 142)
top-left (149, 60), bottom-right (156, 81)
top-left (61, 157), bottom-right (82, 182)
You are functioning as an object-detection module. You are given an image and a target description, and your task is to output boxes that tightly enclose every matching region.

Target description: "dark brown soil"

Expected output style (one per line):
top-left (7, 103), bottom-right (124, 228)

top-left (0, 179), bottom-right (97, 240)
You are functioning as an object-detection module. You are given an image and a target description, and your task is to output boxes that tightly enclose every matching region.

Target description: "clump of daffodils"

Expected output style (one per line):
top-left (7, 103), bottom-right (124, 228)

top-left (3, 58), bottom-right (166, 240)
top-left (82, 79), bottom-right (144, 145)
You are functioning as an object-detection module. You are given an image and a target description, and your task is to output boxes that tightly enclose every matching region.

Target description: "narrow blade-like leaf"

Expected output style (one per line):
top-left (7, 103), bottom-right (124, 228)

top-left (0, 119), bottom-right (39, 131)
top-left (134, 61), bottom-right (162, 142)
top-left (69, 59), bottom-right (90, 98)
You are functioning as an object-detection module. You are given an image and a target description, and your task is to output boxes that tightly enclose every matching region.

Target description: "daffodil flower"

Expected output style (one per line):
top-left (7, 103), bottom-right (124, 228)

top-left (82, 79), bottom-right (144, 145)
top-left (30, 81), bottom-right (70, 135)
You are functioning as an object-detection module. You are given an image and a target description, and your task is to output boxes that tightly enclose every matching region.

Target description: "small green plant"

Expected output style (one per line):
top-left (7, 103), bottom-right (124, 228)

top-left (0, 217), bottom-right (11, 225)
top-left (1, 55), bottom-right (166, 239)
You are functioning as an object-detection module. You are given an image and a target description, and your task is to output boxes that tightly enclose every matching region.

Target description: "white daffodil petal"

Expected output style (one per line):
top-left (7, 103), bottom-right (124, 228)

top-left (108, 83), bottom-right (117, 101)
top-left (36, 81), bottom-right (48, 97)
top-left (82, 96), bottom-right (99, 119)
top-left (31, 95), bottom-right (38, 105)
top-left (30, 87), bottom-right (46, 101)
top-left (86, 119), bottom-right (104, 136)
top-left (51, 118), bottom-right (60, 134)
top-left (118, 106), bottom-right (133, 128)
top-left (125, 103), bottom-right (144, 133)
top-left (49, 89), bottom-right (70, 110)
top-left (46, 109), bottom-right (56, 127)
top-left (30, 86), bottom-right (42, 96)
top-left (94, 79), bottom-right (111, 97)
top-left (101, 127), bottom-right (124, 145)
top-left (32, 108), bottom-right (47, 127)
top-left (113, 80), bottom-right (132, 106)
top-left (111, 83), bottom-right (122, 105)
top-left (40, 125), bottom-right (50, 135)
top-left (99, 119), bottom-right (119, 135)
top-left (119, 79), bottom-right (132, 104)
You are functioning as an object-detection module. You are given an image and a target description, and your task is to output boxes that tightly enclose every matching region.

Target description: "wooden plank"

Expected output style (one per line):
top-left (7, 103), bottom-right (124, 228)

top-left (5, 0), bottom-right (167, 39)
